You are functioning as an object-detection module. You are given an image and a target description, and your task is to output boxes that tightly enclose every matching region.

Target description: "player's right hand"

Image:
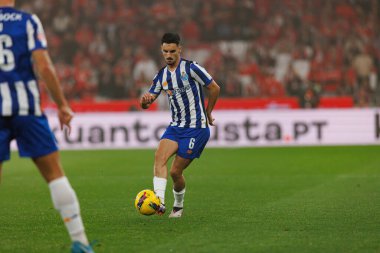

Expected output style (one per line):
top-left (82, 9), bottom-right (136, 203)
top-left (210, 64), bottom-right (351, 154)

top-left (58, 105), bottom-right (74, 134)
top-left (140, 93), bottom-right (155, 109)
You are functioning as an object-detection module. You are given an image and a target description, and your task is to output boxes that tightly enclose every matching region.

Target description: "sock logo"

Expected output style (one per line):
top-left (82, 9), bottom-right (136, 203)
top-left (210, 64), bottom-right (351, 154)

top-left (64, 214), bottom-right (79, 223)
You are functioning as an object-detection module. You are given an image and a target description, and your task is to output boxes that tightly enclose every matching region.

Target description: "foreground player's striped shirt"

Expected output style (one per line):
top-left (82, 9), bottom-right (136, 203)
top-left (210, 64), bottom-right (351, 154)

top-left (149, 59), bottom-right (213, 128)
top-left (0, 7), bottom-right (47, 116)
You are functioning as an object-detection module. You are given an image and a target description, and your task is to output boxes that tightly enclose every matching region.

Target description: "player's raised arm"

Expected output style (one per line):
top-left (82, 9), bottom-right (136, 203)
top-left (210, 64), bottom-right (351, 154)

top-left (205, 80), bottom-right (220, 126)
top-left (32, 49), bottom-right (73, 132)
top-left (140, 92), bottom-right (158, 109)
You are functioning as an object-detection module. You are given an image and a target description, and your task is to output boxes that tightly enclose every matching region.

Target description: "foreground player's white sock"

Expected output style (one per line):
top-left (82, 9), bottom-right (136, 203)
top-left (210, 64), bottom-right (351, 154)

top-left (173, 188), bottom-right (186, 208)
top-left (153, 176), bottom-right (167, 204)
top-left (49, 177), bottom-right (89, 245)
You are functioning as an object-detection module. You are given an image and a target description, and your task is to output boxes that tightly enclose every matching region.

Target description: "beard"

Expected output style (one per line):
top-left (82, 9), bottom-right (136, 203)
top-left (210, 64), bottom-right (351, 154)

top-left (166, 57), bottom-right (175, 66)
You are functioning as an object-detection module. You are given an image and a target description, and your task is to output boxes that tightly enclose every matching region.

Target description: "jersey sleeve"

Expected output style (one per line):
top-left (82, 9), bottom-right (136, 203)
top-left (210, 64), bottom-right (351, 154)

top-left (148, 73), bottom-right (162, 95)
top-left (26, 14), bottom-right (48, 52)
top-left (189, 62), bottom-right (213, 87)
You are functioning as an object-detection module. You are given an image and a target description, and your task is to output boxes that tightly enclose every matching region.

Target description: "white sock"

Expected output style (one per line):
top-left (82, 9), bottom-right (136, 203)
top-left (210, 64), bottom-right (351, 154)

top-left (49, 177), bottom-right (89, 245)
top-left (153, 176), bottom-right (167, 204)
top-left (173, 188), bottom-right (186, 208)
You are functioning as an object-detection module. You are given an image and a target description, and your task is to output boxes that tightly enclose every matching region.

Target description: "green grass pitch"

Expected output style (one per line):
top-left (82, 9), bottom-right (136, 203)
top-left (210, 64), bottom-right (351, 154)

top-left (0, 146), bottom-right (379, 253)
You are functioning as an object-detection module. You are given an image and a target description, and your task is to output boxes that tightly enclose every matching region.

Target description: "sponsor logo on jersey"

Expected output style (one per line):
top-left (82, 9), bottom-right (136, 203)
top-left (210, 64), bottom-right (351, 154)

top-left (172, 85), bottom-right (191, 96)
top-left (164, 84), bottom-right (191, 97)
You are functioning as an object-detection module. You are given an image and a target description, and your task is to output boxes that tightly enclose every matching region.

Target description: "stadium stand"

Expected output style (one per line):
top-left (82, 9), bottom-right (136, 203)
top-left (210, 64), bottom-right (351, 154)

top-left (16, 0), bottom-right (380, 109)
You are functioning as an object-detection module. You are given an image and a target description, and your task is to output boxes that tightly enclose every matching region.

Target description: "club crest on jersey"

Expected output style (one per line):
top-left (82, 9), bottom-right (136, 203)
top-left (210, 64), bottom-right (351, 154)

top-left (181, 72), bottom-right (189, 81)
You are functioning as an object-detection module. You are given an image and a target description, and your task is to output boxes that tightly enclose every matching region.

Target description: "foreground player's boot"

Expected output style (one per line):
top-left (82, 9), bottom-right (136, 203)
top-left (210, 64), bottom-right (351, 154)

top-left (169, 207), bottom-right (183, 218)
top-left (156, 203), bottom-right (166, 215)
top-left (71, 241), bottom-right (95, 253)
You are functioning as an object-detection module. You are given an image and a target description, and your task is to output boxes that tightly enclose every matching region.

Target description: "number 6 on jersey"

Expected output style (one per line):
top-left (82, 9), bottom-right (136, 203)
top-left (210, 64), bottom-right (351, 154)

top-left (0, 34), bottom-right (15, 71)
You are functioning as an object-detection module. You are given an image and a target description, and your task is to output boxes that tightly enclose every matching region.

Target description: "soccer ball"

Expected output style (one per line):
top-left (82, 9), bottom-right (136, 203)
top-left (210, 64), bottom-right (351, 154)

top-left (134, 189), bottom-right (160, 215)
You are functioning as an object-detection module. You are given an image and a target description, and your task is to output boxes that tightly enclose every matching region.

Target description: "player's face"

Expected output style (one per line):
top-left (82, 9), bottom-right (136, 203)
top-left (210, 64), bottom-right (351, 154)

top-left (161, 43), bottom-right (181, 67)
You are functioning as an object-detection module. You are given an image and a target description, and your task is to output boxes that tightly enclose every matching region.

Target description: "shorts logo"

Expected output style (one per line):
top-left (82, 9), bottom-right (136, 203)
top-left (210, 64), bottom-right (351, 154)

top-left (186, 150), bottom-right (193, 154)
top-left (181, 72), bottom-right (189, 81)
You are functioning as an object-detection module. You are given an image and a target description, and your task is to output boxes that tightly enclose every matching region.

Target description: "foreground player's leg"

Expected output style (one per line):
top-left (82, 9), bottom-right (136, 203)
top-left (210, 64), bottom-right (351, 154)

top-left (153, 176), bottom-right (167, 215)
top-left (153, 139), bottom-right (178, 215)
top-left (169, 155), bottom-right (192, 218)
top-left (33, 152), bottom-right (94, 252)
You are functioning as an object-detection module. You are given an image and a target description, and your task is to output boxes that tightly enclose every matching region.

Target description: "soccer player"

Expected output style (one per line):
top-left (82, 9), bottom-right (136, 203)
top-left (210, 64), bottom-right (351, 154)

top-left (0, 1), bottom-right (94, 252)
top-left (140, 33), bottom-right (220, 218)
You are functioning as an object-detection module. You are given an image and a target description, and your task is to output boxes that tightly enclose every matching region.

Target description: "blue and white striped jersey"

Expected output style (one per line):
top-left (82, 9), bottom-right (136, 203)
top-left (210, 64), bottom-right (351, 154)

top-left (0, 7), bottom-right (47, 116)
top-left (149, 59), bottom-right (213, 128)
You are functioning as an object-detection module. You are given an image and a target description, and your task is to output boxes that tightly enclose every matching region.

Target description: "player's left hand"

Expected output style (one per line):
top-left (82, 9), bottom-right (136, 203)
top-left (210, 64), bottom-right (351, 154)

top-left (58, 105), bottom-right (74, 134)
top-left (207, 112), bottom-right (215, 126)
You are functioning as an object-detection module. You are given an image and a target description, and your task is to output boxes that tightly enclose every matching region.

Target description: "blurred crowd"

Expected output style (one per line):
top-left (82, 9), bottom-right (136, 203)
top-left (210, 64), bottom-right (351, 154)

top-left (17, 0), bottom-right (380, 107)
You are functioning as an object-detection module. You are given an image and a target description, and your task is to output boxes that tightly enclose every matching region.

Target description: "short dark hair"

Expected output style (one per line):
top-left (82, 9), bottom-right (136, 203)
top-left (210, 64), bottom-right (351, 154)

top-left (161, 33), bottom-right (181, 45)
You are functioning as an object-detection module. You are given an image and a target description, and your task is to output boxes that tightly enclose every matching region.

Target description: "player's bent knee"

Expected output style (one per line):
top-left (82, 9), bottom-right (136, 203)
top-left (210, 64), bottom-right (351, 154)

top-left (170, 169), bottom-right (182, 180)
